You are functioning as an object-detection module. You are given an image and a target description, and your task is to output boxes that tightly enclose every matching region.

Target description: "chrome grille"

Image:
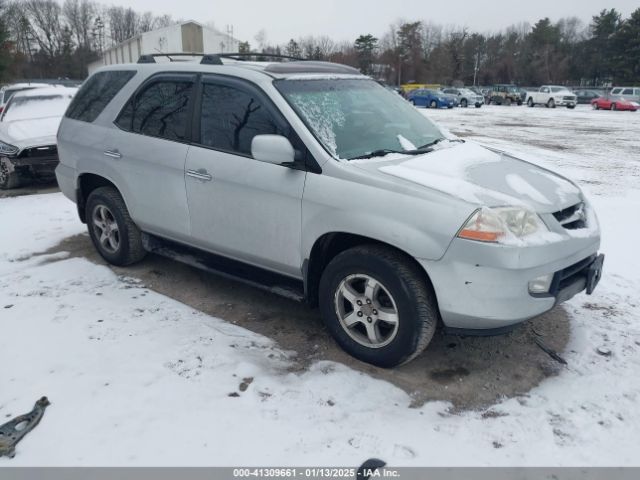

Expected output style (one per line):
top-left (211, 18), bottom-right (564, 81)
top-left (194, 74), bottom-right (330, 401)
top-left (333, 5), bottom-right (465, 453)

top-left (553, 203), bottom-right (586, 230)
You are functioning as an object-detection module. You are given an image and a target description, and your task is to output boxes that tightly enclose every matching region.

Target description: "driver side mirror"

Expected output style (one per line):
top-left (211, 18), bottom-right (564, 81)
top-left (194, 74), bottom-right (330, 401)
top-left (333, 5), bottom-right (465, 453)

top-left (251, 135), bottom-right (295, 166)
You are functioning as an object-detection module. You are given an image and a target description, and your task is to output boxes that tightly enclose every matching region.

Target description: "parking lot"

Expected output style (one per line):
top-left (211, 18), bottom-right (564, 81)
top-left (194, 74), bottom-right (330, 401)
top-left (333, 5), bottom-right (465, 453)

top-left (1, 104), bottom-right (639, 465)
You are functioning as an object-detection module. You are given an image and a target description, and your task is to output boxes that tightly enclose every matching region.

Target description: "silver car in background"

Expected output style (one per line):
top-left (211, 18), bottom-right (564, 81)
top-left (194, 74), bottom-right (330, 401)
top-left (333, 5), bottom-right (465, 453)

top-left (441, 87), bottom-right (484, 108)
top-left (610, 86), bottom-right (640, 104)
top-left (55, 57), bottom-right (604, 367)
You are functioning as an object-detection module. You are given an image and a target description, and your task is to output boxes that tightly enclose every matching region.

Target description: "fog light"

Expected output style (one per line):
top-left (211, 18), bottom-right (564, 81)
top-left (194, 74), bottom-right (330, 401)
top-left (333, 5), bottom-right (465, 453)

top-left (529, 274), bottom-right (553, 294)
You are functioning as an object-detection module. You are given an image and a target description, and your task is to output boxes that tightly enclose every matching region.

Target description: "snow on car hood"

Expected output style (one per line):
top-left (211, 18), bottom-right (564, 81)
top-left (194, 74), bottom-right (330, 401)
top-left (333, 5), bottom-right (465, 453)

top-left (359, 141), bottom-right (582, 213)
top-left (0, 116), bottom-right (61, 151)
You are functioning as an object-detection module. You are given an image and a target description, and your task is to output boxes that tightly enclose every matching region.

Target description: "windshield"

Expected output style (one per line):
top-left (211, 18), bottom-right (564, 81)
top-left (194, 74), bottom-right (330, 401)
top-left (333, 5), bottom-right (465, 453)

top-left (2, 94), bottom-right (72, 122)
top-left (275, 78), bottom-right (444, 160)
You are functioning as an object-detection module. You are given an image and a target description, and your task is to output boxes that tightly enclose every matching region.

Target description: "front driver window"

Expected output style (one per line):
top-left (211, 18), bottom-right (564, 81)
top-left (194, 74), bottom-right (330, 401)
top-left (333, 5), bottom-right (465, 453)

top-left (199, 82), bottom-right (284, 156)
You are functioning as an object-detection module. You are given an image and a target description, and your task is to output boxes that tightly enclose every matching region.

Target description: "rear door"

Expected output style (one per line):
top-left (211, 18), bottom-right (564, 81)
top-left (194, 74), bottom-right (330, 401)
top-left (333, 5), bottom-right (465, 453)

top-left (184, 75), bottom-right (307, 277)
top-left (111, 73), bottom-right (196, 240)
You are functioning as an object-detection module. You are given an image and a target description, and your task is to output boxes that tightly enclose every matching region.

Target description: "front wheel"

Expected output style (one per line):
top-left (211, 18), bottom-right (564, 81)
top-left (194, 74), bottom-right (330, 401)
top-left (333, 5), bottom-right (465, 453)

top-left (0, 162), bottom-right (24, 190)
top-left (430, 100), bottom-right (438, 109)
top-left (319, 245), bottom-right (438, 368)
top-left (86, 187), bottom-right (147, 266)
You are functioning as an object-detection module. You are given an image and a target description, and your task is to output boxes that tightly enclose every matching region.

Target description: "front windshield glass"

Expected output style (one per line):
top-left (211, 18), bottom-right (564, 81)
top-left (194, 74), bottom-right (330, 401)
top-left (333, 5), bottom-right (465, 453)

top-left (2, 94), bottom-right (72, 122)
top-left (275, 78), bottom-right (444, 160)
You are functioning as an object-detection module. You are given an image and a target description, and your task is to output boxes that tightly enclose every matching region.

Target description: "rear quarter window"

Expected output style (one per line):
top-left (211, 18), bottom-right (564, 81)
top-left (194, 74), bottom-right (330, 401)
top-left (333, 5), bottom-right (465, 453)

top-left (65, 70), bottom-right (136, 123)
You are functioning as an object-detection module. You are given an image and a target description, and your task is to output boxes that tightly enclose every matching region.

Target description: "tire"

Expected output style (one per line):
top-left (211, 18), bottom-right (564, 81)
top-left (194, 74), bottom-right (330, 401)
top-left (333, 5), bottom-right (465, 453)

top-left (547, 99), bottom-right (556, 108)
top-left (593, 103), bottom-right (599, 110)
top-left (517, 100), bottom-right (523, 106)
top-left (567, 105), bottom-right (575, 109)
top-left (505, 98), bottom-right (512, 106)
top-left (85, 187), bottom-right (146, 266)
top-left (611, 103), bottom-right (617, 111)
top-left (0, 168), bottom-right (23, 190)
top-left (461, 99), bottom-right (468, 108)
top-left (319, 245), bottom-right (438, 368)
top-left (410, 99), bottom-right (416, 106)
top-left (527, 98), bottom-right (534, 107)
top-left (430, 100), bottom-right (438, 109)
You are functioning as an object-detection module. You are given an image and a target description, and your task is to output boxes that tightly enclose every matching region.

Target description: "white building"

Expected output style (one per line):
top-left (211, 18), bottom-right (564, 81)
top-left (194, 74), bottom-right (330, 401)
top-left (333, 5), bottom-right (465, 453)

top-left (88, 21), bottom-right (241, 74)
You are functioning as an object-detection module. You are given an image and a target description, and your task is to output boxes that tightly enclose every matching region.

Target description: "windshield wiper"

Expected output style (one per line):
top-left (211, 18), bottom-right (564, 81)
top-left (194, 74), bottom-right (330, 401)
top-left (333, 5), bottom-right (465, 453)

top-left (348, 138), bottom-right (465, 161)
top-left (349, 149), bottom-right (407, 160)
top-left (414, 137), bottom-right (464, 150)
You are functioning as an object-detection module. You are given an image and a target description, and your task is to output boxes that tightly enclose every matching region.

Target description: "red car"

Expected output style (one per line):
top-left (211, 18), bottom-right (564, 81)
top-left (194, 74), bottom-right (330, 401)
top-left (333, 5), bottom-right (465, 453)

top-left (591, 96), bottom-right (638, 111)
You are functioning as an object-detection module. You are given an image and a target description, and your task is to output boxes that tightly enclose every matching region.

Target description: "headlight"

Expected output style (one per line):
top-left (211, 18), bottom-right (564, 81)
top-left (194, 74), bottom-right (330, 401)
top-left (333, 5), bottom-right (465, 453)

top-left (457, 207), bottom-right (548, 243)
top-left (0, 141), bottom-right (18, 156)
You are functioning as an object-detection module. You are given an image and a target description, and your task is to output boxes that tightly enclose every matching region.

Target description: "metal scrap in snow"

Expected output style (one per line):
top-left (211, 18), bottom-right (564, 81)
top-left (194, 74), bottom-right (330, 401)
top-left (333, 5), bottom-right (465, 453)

top-left (0, 397), bottom-right (50, 458)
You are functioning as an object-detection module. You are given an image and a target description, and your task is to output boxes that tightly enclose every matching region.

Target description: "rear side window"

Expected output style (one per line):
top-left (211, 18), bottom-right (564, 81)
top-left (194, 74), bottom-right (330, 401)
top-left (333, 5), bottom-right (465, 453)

top-left (199, 82), bottom-right (283, 156)
top-left (116, 76), bottom-right (194, 142)
top-left (65, 70), bottom-right (135, 122)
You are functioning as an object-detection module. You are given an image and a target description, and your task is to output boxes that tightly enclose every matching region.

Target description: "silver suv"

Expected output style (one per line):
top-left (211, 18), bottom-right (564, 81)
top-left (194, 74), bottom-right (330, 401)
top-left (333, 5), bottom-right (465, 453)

top-left (56, 55), bottom-right (604, 367)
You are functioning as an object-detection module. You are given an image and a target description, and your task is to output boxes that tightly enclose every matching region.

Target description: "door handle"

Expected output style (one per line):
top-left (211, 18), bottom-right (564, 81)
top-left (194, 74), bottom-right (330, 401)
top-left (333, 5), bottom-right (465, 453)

top-left (186, 169), bottom-right (213, 182)
top-left (104, 149), bottom-right (122, 159)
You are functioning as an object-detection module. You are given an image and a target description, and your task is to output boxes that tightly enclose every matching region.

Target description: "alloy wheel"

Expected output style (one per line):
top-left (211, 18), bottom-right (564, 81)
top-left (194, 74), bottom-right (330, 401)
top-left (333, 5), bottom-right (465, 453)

top-left (92, 204), bottom-right (120, 254)
top-left (334, 274), bottom-right (400, 348)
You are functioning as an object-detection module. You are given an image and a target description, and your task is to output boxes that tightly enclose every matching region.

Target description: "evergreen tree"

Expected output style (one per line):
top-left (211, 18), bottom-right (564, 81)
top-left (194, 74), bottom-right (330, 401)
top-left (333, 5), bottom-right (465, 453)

top-left (611, 8), bottom-right (640, 83)
top-left (285, 39), bottom-right (301, 58)
top-left (354, 34), bottom-right (378, 74)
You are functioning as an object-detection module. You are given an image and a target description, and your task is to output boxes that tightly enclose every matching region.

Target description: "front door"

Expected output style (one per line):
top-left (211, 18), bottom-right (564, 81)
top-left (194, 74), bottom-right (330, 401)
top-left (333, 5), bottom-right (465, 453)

top-left (184, 75), bottom-right (306, 278)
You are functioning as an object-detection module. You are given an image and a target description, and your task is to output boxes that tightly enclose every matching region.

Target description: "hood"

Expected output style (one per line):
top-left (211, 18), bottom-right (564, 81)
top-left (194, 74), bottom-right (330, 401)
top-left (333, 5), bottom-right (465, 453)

top-left (354, 141), bottom-right (582, 213)
top-left (0, 116), bottom-right (61, 151)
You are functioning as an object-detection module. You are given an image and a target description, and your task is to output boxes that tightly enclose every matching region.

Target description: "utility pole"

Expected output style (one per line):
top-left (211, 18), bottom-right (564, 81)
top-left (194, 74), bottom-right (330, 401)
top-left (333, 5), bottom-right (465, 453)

top-left (226, 24), bottom-right (234, 52)
top-left (473, 50), bottom-right (480, 86)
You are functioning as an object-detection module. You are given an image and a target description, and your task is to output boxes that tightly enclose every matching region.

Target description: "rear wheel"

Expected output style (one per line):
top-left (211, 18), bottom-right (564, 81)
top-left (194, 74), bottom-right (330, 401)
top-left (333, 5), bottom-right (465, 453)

top-left (505, 98), bottom-right (512, 106)
top-left (527, 98), bottom-right (534, 107)
top-left (461, 99), bottom-right (468, 108)
top-left (319, 245), bottom-right (438, 368)
top-left (592, 103), bottom-right (599, 110)
top-left (86, 187), bottom-right (146, 266)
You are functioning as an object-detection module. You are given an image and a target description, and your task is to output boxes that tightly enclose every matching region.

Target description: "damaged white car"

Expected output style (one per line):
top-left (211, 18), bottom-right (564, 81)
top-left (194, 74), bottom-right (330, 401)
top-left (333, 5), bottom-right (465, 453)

top-left (0, 86), bottom-right (77, 189)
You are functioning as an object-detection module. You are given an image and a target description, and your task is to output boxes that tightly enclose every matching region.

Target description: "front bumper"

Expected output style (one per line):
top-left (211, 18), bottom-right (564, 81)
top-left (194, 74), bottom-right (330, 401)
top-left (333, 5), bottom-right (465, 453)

top-left (555, 99), bottom-right (577, 107)
top-left (419, 235), bottom-right (602, 330)
top-left (1, 148), bottom-right (59, 177)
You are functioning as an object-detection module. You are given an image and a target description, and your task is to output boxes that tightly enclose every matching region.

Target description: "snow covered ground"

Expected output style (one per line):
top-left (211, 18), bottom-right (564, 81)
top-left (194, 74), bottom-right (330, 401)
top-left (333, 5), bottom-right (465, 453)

top-left (1, 105), bottom-right (639, 466)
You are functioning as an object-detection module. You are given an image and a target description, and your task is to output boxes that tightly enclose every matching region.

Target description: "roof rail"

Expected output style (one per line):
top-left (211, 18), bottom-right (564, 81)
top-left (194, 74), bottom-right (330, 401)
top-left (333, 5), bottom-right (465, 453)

top-left (137, 52), bottom-right (212, 64)
top-left (138, 52), bottom-right (305, 65)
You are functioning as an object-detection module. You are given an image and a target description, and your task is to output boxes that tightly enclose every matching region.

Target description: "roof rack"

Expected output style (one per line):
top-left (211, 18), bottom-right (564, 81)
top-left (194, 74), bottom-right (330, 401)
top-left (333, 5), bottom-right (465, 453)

top-left (137, 52), bottom-right (305, 65)
top-left (135, 52), bottom-right (362, 76)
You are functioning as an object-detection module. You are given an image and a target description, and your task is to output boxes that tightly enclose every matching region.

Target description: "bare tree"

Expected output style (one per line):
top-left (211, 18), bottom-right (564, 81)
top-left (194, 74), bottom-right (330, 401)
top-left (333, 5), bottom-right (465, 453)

top-left (63, 0), bottom-right (97, 49)
top-left (23, 0), bottom-right (64, 58)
